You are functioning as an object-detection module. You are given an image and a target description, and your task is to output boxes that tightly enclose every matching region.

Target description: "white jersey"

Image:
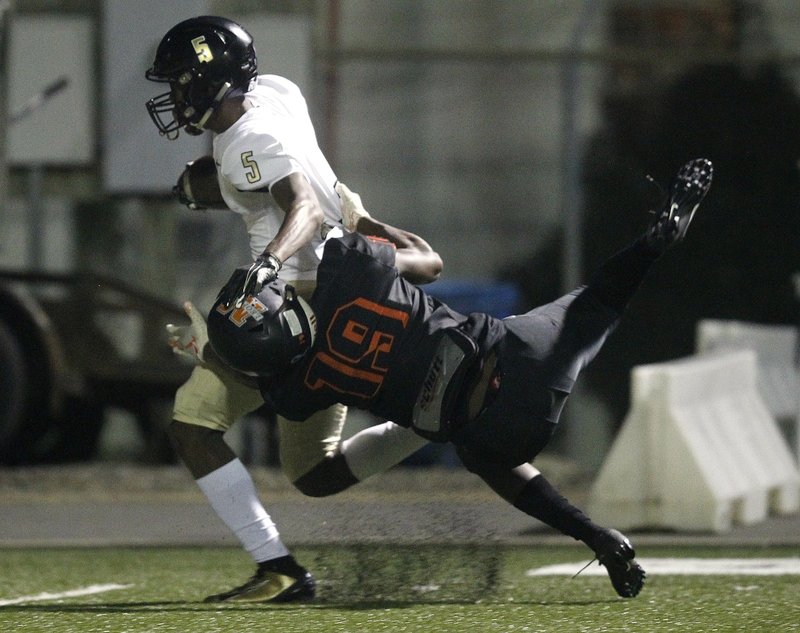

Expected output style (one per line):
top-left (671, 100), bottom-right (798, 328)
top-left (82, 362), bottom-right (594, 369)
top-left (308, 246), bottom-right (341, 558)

top-left (212, 74), bottom-right (343, 281)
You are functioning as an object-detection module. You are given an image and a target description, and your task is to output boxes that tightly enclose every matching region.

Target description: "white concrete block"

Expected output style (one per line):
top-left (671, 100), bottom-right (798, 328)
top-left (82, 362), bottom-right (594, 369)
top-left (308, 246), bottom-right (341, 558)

top-left (589, 351), bottom-right (800, 533)
top-left (696, 319), bottom-right (799, 419)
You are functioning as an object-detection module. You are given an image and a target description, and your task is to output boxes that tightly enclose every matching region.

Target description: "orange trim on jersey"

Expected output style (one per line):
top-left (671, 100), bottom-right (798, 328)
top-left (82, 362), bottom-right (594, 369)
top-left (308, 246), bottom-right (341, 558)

top-left (311, 352), bottom-right (383, 385)
top-left (364, 235), bottom-right (397, 249)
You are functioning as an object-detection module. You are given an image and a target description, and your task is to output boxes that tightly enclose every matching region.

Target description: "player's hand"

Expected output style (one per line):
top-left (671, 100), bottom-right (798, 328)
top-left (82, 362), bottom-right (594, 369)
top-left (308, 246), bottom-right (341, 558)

top-left (335, 181), bottom-right (371, 232)
top-left (216, 253), bottom-right (282, 308)
top-left (166, 301), bottom-right (209, 364)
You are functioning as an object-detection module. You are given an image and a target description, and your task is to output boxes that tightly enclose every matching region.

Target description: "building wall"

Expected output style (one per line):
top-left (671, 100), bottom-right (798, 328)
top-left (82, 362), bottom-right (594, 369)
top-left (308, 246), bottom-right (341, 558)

top-left (2, 0), bottom-right (800, 290)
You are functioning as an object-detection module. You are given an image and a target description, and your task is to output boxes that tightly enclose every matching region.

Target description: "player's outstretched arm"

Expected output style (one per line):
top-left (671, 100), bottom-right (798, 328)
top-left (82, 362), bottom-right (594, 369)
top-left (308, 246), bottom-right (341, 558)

top-left (335, 182), bottom-right (442, 284)
top-left (361, 215), bottom-right (443, 285)
top-left (216, 171), bottom-right (325, 308)
top-left (266, 172), bottom-right (326, 264)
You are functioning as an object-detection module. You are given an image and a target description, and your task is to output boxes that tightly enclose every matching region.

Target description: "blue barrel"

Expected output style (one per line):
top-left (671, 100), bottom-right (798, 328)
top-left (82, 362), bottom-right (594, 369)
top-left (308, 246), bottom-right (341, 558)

top-left (425, 279), bottom-right (522, 318)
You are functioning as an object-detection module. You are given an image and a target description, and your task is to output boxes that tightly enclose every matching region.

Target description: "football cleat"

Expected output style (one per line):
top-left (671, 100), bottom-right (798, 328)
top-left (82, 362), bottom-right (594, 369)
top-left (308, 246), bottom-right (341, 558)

top-left (645, 158), bottom-right (713, 252)
top-left (203, 555), bottom-right (316, 603)
top-left (593, 528), bottom-right (646, 598)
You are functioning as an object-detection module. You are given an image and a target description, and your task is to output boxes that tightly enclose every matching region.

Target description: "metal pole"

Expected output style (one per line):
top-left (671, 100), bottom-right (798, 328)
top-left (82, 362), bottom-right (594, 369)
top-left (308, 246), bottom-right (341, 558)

top-left (793, 272), bottom-right (800, 465)
top-left (0, 1), bottom-right (11, 222)
top-left (321, 0), bottom-right (340, 165)
top-left (26, 165), bottom-right (44, 270)
top-left (8, 72), bottom-right (69, 271)
top-left (560, 1), bottom-right (599, 293)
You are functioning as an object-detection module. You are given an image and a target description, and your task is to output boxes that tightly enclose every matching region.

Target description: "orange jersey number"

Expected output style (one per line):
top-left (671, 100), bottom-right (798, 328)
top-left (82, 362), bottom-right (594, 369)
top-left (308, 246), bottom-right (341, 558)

top-left (304, 297), bottom-right (409, 399)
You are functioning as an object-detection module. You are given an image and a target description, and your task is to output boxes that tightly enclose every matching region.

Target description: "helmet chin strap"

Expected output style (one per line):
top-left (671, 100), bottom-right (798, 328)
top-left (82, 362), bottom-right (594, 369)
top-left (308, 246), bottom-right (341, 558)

top-left (194, 81), bottom-right (233, 131)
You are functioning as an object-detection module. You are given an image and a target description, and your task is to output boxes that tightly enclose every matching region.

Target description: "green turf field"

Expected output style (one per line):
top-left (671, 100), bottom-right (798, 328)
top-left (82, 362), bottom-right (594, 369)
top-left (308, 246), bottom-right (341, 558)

top-left (1, 545), bottom-right (797, 632)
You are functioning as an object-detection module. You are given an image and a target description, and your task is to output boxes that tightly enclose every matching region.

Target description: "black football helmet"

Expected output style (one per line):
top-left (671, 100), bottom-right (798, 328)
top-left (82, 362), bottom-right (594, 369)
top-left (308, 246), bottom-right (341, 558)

top-left (145, 16), bottom-right (257, 139)
top-left (207, 279), bottom-right (316, 377)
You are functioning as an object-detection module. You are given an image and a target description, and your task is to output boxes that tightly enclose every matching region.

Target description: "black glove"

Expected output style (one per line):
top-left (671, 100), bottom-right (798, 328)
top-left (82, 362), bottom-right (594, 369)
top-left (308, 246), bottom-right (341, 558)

top-left (216, 253), bottom-right (282, 308)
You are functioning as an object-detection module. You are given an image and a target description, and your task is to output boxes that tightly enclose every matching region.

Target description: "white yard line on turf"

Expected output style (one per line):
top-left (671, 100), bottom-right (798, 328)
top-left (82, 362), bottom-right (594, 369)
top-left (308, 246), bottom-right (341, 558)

top-left (527, 558), bottom-right (800, 576)
top-left (0, 583), bottom-right (133, 606)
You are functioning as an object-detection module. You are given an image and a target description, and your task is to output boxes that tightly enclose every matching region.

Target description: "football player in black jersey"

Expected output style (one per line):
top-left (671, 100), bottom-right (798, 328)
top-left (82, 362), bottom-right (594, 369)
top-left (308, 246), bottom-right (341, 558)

top-left (208, 158), bottom-right (713, 598)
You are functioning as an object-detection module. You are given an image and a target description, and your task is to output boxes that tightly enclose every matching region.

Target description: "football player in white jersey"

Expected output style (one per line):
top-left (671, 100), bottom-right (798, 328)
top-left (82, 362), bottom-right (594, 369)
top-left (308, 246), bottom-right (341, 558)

top-left (146, 15), bottom-right (430, 603)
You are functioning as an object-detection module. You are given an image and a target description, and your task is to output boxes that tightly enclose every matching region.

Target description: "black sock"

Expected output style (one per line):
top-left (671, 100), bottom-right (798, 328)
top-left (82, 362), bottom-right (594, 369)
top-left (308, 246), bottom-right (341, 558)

top-left (259, 555), bottom-right (306, 577)
top-left (586, 236), bottom-right (660, 314)
top-left (513, 474), bottom-right (601, 548)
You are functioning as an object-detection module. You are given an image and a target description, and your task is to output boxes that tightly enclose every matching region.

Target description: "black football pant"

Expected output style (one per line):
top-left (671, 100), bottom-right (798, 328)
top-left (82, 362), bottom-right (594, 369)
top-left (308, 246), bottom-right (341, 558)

top-left (454, 236), bottom-right (660, 469)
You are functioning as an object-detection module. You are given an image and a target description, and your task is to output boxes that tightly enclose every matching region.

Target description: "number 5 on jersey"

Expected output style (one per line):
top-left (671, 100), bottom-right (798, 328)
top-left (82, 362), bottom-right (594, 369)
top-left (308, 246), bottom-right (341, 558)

top-left (240, 151), bottom-right (262, 184)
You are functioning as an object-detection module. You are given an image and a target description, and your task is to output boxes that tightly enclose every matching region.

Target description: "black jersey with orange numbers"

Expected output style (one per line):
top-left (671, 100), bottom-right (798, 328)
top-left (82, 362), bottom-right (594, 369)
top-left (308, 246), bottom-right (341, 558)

top-left (263, 232), bottom-right (506, 429)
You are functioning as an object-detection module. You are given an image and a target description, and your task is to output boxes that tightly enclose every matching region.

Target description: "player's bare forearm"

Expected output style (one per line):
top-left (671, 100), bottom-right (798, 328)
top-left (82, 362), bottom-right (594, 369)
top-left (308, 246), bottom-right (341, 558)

top-left (396, 250), bottom-right (443, 284)
top-left (355, 216), bottom-right (421, 248)
top-left (358, 216), bottom-right (443, 284)
top-left (264, 172), bottom-right (325, 263)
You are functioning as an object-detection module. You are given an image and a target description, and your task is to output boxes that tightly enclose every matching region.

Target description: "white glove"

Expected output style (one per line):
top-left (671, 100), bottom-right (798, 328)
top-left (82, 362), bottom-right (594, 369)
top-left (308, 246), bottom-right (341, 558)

top-left (335, 181), bottom-right (371, 232)
top-left (216, 253), bottom-right (282, 308)
top-left (166, 301), bottom-right (209, 365)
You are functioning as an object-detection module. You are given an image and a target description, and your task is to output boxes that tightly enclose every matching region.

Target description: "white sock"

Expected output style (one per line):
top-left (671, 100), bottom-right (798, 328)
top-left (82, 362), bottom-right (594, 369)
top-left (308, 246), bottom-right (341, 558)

top-left (196, 459), bottom-right (289, 564)
top-left (340, 421), bottom-right (429, 481)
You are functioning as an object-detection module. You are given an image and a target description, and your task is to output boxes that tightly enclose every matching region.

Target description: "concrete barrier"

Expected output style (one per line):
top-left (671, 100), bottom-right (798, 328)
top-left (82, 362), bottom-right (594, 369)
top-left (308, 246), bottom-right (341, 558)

top-left (588, 350), bottom-right (800, 533)
top-left (696, 319), bottom-right (799, 463)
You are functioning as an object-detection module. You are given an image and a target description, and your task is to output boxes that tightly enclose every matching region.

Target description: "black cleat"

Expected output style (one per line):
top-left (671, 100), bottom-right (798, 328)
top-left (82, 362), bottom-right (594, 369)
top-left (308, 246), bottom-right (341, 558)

top-left (203, 555), bottom-right (316, 603)
top-left (646, 158), bottom-right (713, 252)
top-left (593, 528), bottom-right (646, 598)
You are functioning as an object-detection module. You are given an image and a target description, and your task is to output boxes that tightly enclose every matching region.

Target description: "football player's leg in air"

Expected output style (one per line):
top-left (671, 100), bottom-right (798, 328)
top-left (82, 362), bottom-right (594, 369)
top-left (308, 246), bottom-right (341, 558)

top-left (453, 159), bottom-right (713, 598)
